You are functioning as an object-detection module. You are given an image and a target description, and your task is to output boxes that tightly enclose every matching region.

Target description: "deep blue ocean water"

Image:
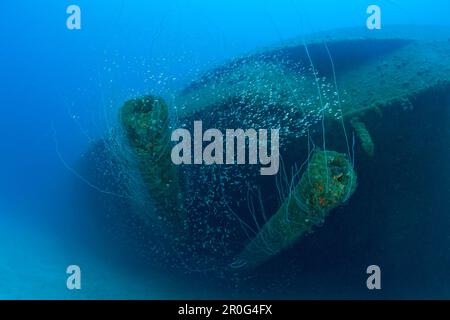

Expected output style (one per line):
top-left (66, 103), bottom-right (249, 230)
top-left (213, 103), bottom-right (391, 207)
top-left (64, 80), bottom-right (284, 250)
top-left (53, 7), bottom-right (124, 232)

top-left (0, 0), bottom-right (449, 299)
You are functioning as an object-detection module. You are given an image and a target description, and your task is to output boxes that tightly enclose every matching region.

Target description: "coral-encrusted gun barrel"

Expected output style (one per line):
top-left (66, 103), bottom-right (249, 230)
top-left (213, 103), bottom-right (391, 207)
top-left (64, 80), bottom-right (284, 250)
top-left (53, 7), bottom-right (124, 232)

top-left (232, 150), bottom-right (357, 270)
top-left (120, 95), bottom-right (186, 236)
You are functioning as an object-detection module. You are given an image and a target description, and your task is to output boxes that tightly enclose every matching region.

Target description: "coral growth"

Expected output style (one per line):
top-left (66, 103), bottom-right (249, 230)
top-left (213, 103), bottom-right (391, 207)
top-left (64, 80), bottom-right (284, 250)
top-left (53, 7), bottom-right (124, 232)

top-left (235, 150), bottom-right (357, 269)
top-left (120, 96), bottom-right (186, 235)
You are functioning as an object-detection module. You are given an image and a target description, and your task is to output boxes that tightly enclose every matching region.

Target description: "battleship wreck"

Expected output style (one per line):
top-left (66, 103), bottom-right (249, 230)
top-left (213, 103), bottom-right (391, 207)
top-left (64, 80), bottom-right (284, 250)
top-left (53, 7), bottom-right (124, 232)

top-left (78, 26), bottom-right (450, 273)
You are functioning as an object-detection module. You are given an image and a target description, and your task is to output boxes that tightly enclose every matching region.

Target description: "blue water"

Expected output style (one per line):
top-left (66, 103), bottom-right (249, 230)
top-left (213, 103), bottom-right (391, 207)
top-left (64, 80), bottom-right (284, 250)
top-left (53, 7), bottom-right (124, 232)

top-left (0, 0), bottom-right (449, 299)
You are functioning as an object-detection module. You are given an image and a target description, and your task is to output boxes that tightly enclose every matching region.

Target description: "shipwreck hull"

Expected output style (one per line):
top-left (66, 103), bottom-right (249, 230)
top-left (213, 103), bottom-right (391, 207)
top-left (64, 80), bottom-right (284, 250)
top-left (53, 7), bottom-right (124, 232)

top-left (78, 26), bottom-right (450, 273)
